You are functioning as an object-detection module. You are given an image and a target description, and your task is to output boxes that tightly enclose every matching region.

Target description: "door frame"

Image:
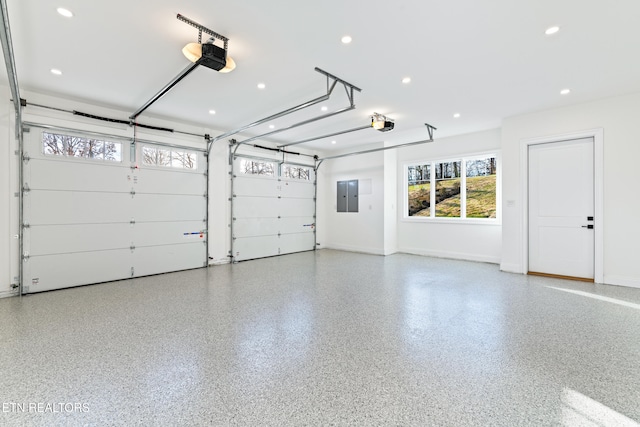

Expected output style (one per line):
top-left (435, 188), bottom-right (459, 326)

top-left (520, 128), bottom-right (604, 283)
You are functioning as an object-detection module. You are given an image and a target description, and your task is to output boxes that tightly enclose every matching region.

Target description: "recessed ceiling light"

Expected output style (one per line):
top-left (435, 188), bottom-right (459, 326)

top-left (560, 88), bottom-right (571, 95)
top-left (209, 110), bottom-right (216, 115)
top-left (321, 106), bottom-right (328, 111)
top-left (50, 68), bottom-right (62, 75)
top-left (402, 77), bottom-right (411, 84)
top-left (545, 26), bottom-right (560, 35)
top-left (257, 83), bottom-right (266, 89)
top-left (331, 140), bottom-right (337, 144)
top-left (269, 124), bottom-right (275, 129)
top-left (341, 35), bottom-right (352, 44)
top-left (453, 113), bottom-right (461, 118)
top-left (56, 7), bottom-right (73, 18)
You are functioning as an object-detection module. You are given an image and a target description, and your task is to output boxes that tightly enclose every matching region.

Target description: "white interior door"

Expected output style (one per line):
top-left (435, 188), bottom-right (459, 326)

top-left (528, 137), bottom-right (594, 279)
top-left (22, 128), bottom-right (206, 293)
top-left (232, 158), bottom-right (315, 262)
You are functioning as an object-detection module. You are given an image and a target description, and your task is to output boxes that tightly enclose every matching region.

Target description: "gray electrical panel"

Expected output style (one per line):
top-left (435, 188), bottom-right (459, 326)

top-left (337, 179), bottom-right (358, 212)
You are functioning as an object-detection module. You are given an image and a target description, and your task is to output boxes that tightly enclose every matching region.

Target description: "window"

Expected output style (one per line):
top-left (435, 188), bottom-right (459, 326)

top-left (238, 159), bottom-right (275, 176)
top-left (282, 165), bottom-right (311, 180)
top-left (406, 154), bottom-right (497, 220)
top-left (42, 132), bottom-right (122, 162)
top-left (141, 146), bottom-right (198, 170)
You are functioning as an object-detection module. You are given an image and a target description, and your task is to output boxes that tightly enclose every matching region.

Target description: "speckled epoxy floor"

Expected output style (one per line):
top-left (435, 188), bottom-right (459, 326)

top-left (1, 250), bottom-right (639, 426)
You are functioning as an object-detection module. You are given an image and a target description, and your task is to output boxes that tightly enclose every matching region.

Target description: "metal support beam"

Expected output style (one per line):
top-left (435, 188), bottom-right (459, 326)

top-left (317, 123), bottom-right (437, 164)
top-left (0, 0), bottom-right (21, 138)
top-left (208, 67), bottom-right (362, 154)
top-left (278, 124), bottom-right (371, 148)
top-left (1, 0), bottom-right (23, 296)
top-left (129, 62), bottom-right (199, 121)
top-left (236, 105), bottom-right (356, 146)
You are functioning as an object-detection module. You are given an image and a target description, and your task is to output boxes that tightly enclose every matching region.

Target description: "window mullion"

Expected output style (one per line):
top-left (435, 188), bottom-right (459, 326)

top-left (461, 159), bottom-right (467, 219)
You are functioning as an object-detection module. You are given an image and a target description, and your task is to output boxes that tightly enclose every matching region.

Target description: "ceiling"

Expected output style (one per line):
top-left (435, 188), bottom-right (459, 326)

top-left (4, 0), bottom-right (640, 153)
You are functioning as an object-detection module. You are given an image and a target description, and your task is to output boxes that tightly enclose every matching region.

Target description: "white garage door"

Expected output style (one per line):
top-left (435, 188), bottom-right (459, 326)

top-left (232, 156), bottom-right (316, 262)
top-left (22, 127), bottom-right (206, 293)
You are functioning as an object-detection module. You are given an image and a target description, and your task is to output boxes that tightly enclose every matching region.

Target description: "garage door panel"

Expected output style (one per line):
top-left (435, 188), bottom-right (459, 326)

top-left (280, 217), bottom-right (315, 234)
top-left (135, 169), bottom-right (206, 195)
top-left (133, 194), bottom-right (205, 222)
top-left (133, 221), bottom-right (206, 247)
top-left (281, 180), bottom-right (315, 199)
top-left (279, 233), bottom-right (315, 255)
top-left (27, 224), bottom-right (131, 256)
top-left (23, 250), bottom-right (132, 293)
top-left (26, 191), bottom-right (132, 225)
top-left (23, 128), bottom-right (208, 294)
top-left (234, 178), bottom-right (278, 197)
top-left (234, 236), bottom-right (280, 261)
top-left (234, 217), bottom-right (279, 238)
top-left (27, 159), bottom-right (130, 192)
top-left (280, 198), bottom-right (315, 217)
top-left (234, 176), bottom-right (279, 197)
top-left (133, 243), bottom-right (205, 277)
top-left (233, 196), bottom-right (280, 218)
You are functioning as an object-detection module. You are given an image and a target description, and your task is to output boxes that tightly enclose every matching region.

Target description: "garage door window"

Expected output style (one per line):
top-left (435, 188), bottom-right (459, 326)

top-left (239, 159), bottom-right (275, 176)
top-left (141, 146), bottom-right (198, 170)
top-left (42, 132), bottom-right (122, 162)
top-left (282, 165), bottom-right (311, 180)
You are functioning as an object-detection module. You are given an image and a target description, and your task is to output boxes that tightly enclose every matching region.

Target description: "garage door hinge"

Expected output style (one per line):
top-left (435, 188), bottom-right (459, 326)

top-left (22, 223), bottom-right (30, 229)
top-left (22, 153), bottom-right (30, 163)
top-left (130, 190), bottom-right (136, 196)
top-left (130, 245), bottom-right (136, 251)
top-left (22, 252), bottom-right (29, 261)
top-left (22, 184), bottom-right (30, 193)
top-left (130, 219), bottom-right (136, 225)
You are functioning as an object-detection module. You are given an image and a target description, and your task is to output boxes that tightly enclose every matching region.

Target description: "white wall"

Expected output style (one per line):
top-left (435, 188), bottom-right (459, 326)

top-left (396, 128), bottom-right (502, 263)
top-left (501, 92), bottom-right (640, 288)
top-left (319, 151), bottom-right (386, 254)
top-left (383, 149), bottom-right (398, 255)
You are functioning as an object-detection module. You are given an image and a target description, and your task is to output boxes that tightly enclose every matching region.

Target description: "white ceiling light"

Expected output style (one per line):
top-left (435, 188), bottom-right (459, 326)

top-left (402, 77), bottom-right (411, 84)
top-left (209, 110), bottom-right (216, 115)
top-left (56, 8), bottom-right (73, 18)
top-left (321, 106), bottom-right (328, 111)
top-left (257, 83), bottom-right (266, 89)
top-left (453, 113), bottom-right (461, 118)
top-left (341, 35), bottom-right (352, 44)
top-left (545, 26), bottom-right (560, 35)
top-left (50, 68), bottom-right (62, 75)
top-left (269, 124), bottom-right (275, 129)
top-left (331, 140), bottom-right (337, 144)
top-left (560, 88), bottom-right (571, 95)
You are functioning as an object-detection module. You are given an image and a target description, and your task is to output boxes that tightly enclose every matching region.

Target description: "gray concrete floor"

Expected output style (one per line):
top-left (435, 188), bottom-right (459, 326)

top-left (1, 249), bottom-right (639, 426)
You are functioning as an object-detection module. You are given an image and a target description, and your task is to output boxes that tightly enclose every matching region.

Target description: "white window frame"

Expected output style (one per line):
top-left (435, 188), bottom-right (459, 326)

top-left (404, 151), bottom-right (501, 224)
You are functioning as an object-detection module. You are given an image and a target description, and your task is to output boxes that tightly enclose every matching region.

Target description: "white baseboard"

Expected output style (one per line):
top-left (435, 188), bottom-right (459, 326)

top-left (208, 259), bottom-right (231, 266)
top-left (603, 275), bottom-right (640, 289)
top-left (400, 247), bottom-right (500, 264)
top-left (324, 244), bottom-right (386, 256)
top-left (500, 263), bottom-right (523, 274)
